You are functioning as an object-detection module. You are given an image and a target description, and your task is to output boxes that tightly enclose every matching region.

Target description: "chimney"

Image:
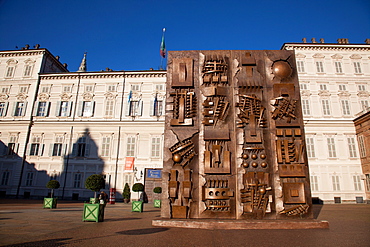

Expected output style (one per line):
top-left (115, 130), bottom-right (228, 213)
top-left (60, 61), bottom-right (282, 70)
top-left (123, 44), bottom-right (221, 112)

top-left (311, 38), bottom-right (317, 43)
top-left (34, 44), bottom-right (40, 49)
top-left (63, 63), bottom-right (68, 69)
top-left (55, 56), bottom-right (60, 61)
top-left (365, 39), bottom-right (370, 44)
top-left (337, 38), bottom-right (349, 44)
top-left (320, 38), bottom-right (325, 43)
top-left (302, 38), bottom-right (307, 43)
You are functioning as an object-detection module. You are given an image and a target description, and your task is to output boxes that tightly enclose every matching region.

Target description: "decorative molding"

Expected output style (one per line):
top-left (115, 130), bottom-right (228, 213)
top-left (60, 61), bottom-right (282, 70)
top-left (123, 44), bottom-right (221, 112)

top-left (16, 93), bottom-right (28, 101)
top-left (60, 92), bottom-right (72, 101)
top-left (357, 91), bottom-right (370, 97)
top-left (40, 71), bottom-right (166, 80)
top-left (318, 90), bottom-right (331, 97)
top-left (0, 93), bottom-right (9, 101)
top-left (350, 54), bottom-right (362, 59)
top-left (331, 54), bottom-right (343, 59)
top-left (338, 91), bottom-right (351, 97)
top-left (283, 44), bottom-right (370, 53)
top-left (0, 50), bottom-right (45, 57)
top-left (313, 53), bottom-right (325, 58)
top-left (296, 53), bottom-right (306, 58)
top-left (104, 92), bottom-right (117, 100)
top-left (38, 93), bottom-right (50, 101)
top-left (300, 90), bottom-right (311, 97)
top-left (82, 92), bottom-right (94, 101)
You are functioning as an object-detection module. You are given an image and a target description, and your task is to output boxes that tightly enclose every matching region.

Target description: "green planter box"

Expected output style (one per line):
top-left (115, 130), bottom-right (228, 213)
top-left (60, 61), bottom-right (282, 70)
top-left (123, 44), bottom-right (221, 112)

top-left (153, 199), bottom-right (161, 208)
top-left (132, 201), bottom-right (144, 212)
top-left (43, 198), bottom-right (57, 209)
top-left (83, 203), bottom-right (105, 222)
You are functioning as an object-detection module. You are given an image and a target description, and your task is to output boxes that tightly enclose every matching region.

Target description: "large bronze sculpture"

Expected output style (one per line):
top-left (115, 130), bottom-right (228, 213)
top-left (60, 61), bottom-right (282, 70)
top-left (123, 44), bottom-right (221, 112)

top-left (154, 50), bottom-right (328, 228)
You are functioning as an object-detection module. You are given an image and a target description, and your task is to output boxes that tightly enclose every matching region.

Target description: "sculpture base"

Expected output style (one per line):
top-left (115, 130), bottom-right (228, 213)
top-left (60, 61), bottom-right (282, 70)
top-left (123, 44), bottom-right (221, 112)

top-left (152, 219), bottom-right (329, 229)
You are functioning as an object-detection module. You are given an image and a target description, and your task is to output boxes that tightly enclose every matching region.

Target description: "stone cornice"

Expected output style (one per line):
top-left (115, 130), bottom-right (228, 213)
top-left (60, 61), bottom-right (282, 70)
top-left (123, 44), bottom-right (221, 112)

top-left (282, 43), bottom-right (370, 52)
top-left (40, 71), bottom-right (166, 80)
top-left (0, 50), bottom-right (46, 57)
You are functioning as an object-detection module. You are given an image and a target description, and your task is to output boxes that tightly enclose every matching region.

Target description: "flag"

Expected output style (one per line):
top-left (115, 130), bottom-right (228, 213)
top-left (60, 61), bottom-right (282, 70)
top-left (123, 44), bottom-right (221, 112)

top-left (160, 28), bottom-right (166, 58)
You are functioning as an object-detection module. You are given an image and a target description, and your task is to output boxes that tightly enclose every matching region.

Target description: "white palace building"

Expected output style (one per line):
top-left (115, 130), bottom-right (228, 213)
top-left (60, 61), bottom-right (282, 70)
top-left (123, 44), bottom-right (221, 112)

top-left (0, 39), bottom-right (369, 203)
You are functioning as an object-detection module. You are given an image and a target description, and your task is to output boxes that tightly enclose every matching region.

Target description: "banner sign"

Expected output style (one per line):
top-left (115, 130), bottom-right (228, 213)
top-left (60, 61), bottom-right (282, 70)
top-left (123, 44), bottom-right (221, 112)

top-left (125, 157), bottom-right (135, 171)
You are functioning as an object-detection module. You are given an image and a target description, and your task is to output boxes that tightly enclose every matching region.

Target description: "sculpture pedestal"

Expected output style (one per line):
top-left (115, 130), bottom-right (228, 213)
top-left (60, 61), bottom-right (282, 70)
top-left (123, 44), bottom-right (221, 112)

top-left (152, 219), bottom-right (329, 230)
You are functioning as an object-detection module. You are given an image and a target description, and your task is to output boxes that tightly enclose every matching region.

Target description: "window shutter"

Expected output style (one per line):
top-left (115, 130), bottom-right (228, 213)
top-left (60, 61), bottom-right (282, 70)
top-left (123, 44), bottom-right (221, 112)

top-left (39, 144), bottom-right (45, 156)
top-left (91, 101), bottom-right (95, 117)
top-left (67, 102), bottom-right (73, 117)
top-left (85, 144), bottom-right (90, 157)
top-left (15, 143), bottom-right (19, 153)
top-left (126, 101), bottom-right (131, 116)
top-left (136, 100), bottom-right (143, 116)
top-left (45, 102), bottom-right (51, 116)
top-left (62, 144), bottom-right (68, 156)
top-left (22, 102), bottom-right (28, 116)
top-left (49, 143), bottom-right (54, 156)
top-left (71, 143), bottom-right (77, 156)
top-left (12, 102), bottom-right (17, 116)
top-left (150, 99), bottom-right (154, 116)
top-left (55, 101), bottom-right (61, 116)
top-left (3, 102), bottom-right (9, 116)
top-left (32, 101), bottom-right (39, 116)
top-left (77, 101), bottom-right (83, 116)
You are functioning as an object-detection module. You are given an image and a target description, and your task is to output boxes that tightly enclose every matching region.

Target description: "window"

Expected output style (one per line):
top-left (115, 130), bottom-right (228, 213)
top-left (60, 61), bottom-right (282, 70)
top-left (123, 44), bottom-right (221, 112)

top-left (127, 100), bottom-right (142, 117)
top-left (358, 84), bottom-right (366, 92)
top-left (151, 136), bottom-right (161, 158)
top-left (74, 173), bottom-right (82, 188)
top-left (57, 101), bottom-right (72, 117)
top-left (155, 84), bottom-right (165, 91)
top-left (353, 175), bottom-right (362, 191)
top-left (79, 101), bottom-right (95, 117)
top-left (340, 100), bottom-right (351, 116)
top-left (366, 174), bottom-right (370, 191)
top-left (126, 136), bottom-right (136, 157)
top-left (299, 83), bottom-right (308, 90)
top-left (358, 135), bottom-right (366, 157)
top-left (131, 84), bottom-right (140, 91)
top-left (321, 99), bottom-right (331, 116)
top-left (85, 85), bottom-right (93, 92)
top-left (104, 100), bottom-right (114, 117)
top-left (41, 86), bottom-right (49, 93)
top-left (0, 102), bottom-right (8, 116)
top-left (7, 135), bottom-right (18, 156)
top-left (306, 137), bottom-right (315, 158)
top-left (101, 136), bottom-right (111, 157)
top-left (73, 136), bottom-right (89, 157)
top-left (26, 172), bottom-right (34, 186)
top-left (297, 61), bottom-right (305, 73)
top-left (327, 137), bottom-right (336, 158)
top-left (28, 136), bottom-right (43, 156)
top-left (63, 85), bottom-right (72, 92)
top-left (5, 67), bottom-right (15, 78)
top-left (310, 176), bottom-right (318, 191)
top-left (1, 87), bottom-right (9, 93)
top-left (34, 101), bottom-right (50, 117)
top-left (13, 102), bottom-right (27, 116)
top-left (150, 96), bottom-right (164, 117)
top-left (316, 61), bottom-right (324, 73)
top-left (332, 176), bottom-right (340, 191)
top-left (334, 62), bottom-right (343, 73)
top-left (301, 99), bottom-right (310, 115)
top-left (19, 86), bottom-right (28, 93)
top-left (319, 84), bottom-right (327, 91)
top-left (347, 137), bottom-right (357, 158)
top-left (107, 85), bottom-right (116, 92)
top-left (360, 100), bottom-right (369, 111)
top-left (338, 84), bottom-right (346, 91)
top-left (354, 62), bottom-right (362, 73)
top-left (24, 65), bottom-right (33, 77)
top-left (51, 136), bottom-right (64, 156)
top-left (1, 171), bottom-right (10, 186)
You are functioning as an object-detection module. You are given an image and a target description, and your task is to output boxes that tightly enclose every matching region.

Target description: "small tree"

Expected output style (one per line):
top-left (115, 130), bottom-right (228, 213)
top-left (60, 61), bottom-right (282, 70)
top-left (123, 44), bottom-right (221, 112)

top-left (153, 187), bottom-right (162, 200)
top-left (85, 174), bottom-right (105, 198)
top-left (46, 180), bottom-right (60, 198)
top-left (123, 183), bottom-right (131, 203)
top-left (132, 183), bottom-right (144, 201)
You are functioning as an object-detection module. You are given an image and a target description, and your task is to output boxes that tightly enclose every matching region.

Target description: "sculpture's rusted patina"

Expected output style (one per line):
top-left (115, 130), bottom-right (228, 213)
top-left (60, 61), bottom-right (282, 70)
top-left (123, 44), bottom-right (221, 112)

top-left (161, 50), bottom-right (313, 221)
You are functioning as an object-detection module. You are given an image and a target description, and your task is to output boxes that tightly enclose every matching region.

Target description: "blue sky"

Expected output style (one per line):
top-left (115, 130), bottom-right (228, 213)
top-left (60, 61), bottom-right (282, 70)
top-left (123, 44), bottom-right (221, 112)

top-left (0, 0), bottom-right (369, 72)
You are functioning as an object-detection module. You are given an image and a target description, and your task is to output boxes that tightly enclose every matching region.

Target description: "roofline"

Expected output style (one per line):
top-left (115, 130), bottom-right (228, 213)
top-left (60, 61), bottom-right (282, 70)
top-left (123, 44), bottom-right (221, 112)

top-left (281, 42), bottom-right (370, 50)
top-left (39, 69), bottom-right (166, 76)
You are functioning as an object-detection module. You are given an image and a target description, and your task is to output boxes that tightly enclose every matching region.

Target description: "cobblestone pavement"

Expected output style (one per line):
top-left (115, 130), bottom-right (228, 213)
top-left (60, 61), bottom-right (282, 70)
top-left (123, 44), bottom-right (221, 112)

top-left (0, 199), bottom-right (369, 247)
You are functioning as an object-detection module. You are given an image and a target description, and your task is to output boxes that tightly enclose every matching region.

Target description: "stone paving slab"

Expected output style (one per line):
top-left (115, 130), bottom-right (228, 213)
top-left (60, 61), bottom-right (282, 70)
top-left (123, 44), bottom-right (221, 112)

top-left (0, 199), bottom-right (369, 247)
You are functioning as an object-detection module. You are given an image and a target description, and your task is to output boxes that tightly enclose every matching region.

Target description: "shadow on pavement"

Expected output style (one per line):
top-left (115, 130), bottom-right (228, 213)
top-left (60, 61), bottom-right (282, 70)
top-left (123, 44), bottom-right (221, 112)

top-left (3, 238), bottom-right (73, 247)
top-left (116, 227), bottom-right (169, 235)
